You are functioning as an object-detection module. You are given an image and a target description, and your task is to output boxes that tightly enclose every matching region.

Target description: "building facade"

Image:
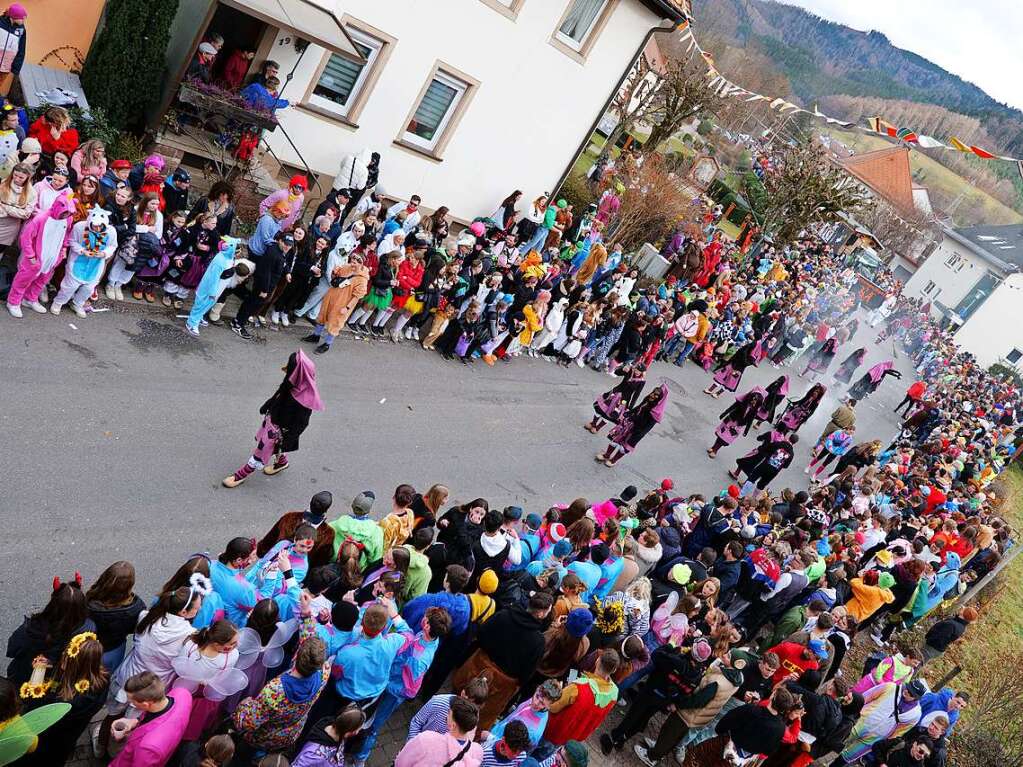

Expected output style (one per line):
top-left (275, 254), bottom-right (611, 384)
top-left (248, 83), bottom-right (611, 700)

top-left (162, 0), bottom-right (684, 221)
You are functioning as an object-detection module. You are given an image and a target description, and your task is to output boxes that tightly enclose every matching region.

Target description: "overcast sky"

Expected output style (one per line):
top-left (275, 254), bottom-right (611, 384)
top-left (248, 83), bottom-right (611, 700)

top-left (774, 0), bottom-right (1023, 111)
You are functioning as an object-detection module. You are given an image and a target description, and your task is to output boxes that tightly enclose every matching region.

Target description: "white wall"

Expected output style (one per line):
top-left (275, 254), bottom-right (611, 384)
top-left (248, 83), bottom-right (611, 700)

top-left (903, 233), bottom-right (995, 319)
top-left (262, 0), bottom-right (661, 221)
top-left (954, 273), bottom-right (1023, 369)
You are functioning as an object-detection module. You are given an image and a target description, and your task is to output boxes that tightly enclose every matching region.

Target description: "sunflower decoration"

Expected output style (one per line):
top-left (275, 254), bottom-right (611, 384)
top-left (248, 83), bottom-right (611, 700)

top-left (74, 679), bottom-right (91, 694)
top-left (19, 681), bottom-right (52, 699)
top-left (592, 597), bottom-right (625, 636)
top-left (65, 632), bottom-right (97, 659)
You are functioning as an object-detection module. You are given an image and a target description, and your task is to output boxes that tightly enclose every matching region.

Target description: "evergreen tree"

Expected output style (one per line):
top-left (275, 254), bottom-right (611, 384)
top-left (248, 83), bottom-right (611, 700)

top-left (81, 0), bottom-right (180, 129)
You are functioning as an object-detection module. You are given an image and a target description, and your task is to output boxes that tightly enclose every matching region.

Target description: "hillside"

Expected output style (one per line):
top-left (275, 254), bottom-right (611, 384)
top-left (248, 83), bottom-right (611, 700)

top-left (693, 0), bottom-right (1023, 156)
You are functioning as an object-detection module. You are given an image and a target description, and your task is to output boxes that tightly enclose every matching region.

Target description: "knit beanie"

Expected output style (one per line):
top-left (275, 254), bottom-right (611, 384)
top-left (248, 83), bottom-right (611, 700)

top-left (552, 539), bottom-right (573, 558)
top-left (352, 491), bottom-right (375, 517)
top-left (566, 608), bottom-right (595, 638)
top-left (6, 4), bottom-right (26, 19)
top-left (563, 742), bottom-right (588, 767)
top-left (478, 569), bottom-right (499, 595)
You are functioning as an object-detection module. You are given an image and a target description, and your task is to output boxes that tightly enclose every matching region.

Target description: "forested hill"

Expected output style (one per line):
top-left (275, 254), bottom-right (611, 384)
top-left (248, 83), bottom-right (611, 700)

top-left (694, 0), bottom-right (1023, 155)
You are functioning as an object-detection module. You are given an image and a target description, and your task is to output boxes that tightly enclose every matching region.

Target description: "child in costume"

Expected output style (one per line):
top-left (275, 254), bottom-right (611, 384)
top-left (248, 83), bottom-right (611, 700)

top-left (51, 207), bottom-right (117, 317)
top-left (185, 236), bottom-right (252, 337)
top-left (134, 208), bottom-right (186, 303)
top-left (165, 212), bottom-right (218, 309)
top-left (6, 189), bottom-right (74, 317)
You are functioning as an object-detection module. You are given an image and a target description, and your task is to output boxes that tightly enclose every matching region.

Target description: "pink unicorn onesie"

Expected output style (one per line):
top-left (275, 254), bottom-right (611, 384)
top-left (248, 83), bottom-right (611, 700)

top-left (6, 190), bottom-right (75, 317)
top-left (109, 687), bottom-right (193, 767)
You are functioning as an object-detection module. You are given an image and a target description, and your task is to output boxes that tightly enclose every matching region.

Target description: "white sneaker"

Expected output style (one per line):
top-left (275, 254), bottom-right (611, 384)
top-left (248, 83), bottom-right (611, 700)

top-left (114, 285), bottom-right (124, 301)
top-left (633, 744), bottom-right (658, 767)
top-left (281, 314), bottom-right (290, 327)
top-left (50, 303), bottom-right (62, 315)
top-left (270, 311), bottom-right (280, 324)
top-left (72, 304), bottom-right (87, 319)
top-left (26, 300), bottom-right (47, 314)
top-left (7, 303), bottom-right (22, 318)
top-left (105, 284), bottom-right (116, 300)
top-left (674, 745), bottom-right (687, 764)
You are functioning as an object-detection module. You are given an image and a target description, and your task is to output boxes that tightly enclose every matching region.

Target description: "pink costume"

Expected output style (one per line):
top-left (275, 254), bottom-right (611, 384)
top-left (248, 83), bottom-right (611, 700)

top-left (6, 191), bottom-right (74, 308)
top-left (109, 688), bottom-right (193, 767)
top-left (395, 731), bottom-right (483, 767)
top-left (259, 187), bottom-right (304, 229)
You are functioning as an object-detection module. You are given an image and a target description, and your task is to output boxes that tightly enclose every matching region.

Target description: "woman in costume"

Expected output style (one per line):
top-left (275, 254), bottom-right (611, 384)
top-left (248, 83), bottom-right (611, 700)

top-left (753, 375), bottom-right (789, 429)
top-left (707, 387), bottom-right (765, 458)
top-left (223, 350), bottom-right (324, 488)
top-left (775, 383), bottom-right (826, 435)
top-left (833, 347), bottom-right (867, 386)
top-left (302, 251), bottom-right (370, 354)
top-left (585, 364), bottom-right (646, 435)
top-left (597, 384), bottom-right (668, 467)
top-left (849, 360), bottom-right (902, 402)
top-left (704, 341), bottom-right (759, 399)
top-left (801, 330), bottom-right (846, 380)
top-left (730, 431), bottom-right (798, 491)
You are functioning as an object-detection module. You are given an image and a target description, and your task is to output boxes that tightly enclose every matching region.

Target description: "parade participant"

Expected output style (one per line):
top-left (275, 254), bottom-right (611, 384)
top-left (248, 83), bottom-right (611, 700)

top-left (292, 705), bottom-right (367, 767)
top-left (731, 431), bottom-right (798, 491)
top-left (754, 375), bottom-right (789, 428)
top-left (395, 696), bottom-right (483, 767)
top-left (775, 383), bottom-right (826, 435)
top-left (328, 491), bottom-right (382, 570)
top-left (585, 364), bottom-right (646, 434)
top-left (833, 348), bottom-right (866, 386)
top-left (849, 360), bottom-right (903, 401)
top-left (704, 341), bottom-right (760, 398)
top-left (107, 672), bottom-right (193, 767)
top-left (708, 386), bottom-right (766, 458)
top-left (223, 350), bottom-right (323, 487)
top-left (5, 188), bottom-right (73, 317)
top-left (802, 331), bottom-right (845, 381)
top-left (837, 679), bottom-right (925, 764)
top-left (598, 384), bottom-right (668, 466)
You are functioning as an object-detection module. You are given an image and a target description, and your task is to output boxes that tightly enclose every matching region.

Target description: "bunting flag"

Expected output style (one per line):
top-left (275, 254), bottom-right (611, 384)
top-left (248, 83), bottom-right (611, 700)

top-left (670, 20), bottom-right (1023, 165)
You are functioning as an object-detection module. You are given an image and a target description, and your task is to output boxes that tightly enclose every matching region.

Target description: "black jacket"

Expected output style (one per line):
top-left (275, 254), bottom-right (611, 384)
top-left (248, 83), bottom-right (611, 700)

top-left (924, 617), bottom-right (967, 652)
top-left (715, 703), bottom-right (786, 756)
top-left (477, 606), bottom-right (545, 684)
top-left (88, 597), bottom-right (146, 652)
top-left (253, 243), bottom-right (289, 294)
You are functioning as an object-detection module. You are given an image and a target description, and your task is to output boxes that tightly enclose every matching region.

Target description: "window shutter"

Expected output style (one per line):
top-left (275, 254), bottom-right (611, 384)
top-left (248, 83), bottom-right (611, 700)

top-left (408, 79), bottom-right (458, 140)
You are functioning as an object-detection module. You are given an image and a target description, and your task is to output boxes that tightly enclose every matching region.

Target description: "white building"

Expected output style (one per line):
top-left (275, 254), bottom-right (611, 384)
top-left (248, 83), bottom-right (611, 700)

top-left (159, 0), bottom-right (686, 221)
top-left (903, 224), bottom-right (1023, 369)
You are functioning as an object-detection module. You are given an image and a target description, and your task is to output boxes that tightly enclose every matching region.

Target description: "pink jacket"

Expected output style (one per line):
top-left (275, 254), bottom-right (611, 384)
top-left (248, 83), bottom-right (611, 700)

top-left (395, 731), bottom-right (483, 767)
top-left (259, 188), bottom-right (303, 229)
top-left (70, 147), bottom-right (108, 180)
top-left (19, 191), bottom-right (75, 272)
top-left (109, 688), bottom-right (193, 767)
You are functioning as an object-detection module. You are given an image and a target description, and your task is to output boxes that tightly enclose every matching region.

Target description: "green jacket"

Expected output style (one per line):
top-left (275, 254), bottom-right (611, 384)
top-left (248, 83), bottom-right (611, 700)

top-left (402, 545), bottom-right (431, 605)
top-left (328, 515), bottom-right (383, 570)
top-left (761, 604), bottom-right (807, 652)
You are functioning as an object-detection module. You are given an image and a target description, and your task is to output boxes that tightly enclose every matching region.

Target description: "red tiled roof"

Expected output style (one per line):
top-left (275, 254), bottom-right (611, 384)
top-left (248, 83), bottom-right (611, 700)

top-left (839, 146), bottom-right (916, 214)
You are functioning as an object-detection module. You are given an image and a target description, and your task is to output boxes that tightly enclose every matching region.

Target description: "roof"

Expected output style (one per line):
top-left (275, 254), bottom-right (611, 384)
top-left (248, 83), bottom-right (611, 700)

top-left (638, 0), bottom-right (689, 22)
top-left (220, 0), bottom-right (364, 59)
top-left (839, 146), bottom-right (917, 214)
top-left (951, 224), bottom-right (1023, 271)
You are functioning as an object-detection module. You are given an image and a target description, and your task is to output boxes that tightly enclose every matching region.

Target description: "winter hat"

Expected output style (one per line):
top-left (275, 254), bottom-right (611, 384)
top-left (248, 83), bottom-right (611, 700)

top-left (904, 680), bottom-right (927, 699)
top-left (110, 158), bottom-right (131, 170)
top-left (669, 563), bottom-right (692, 585)
top-left (144, 154), bottom-right (165, 170)
top-left (305, 490), bottom-right (334, 525)
top-left (661, 478), bottom-right (674, 491)
top-left (20, 137), bottom-right (41, 154)
top-left (6, 4), bottom-right (27, 20)
top-left (331, 600), bottom-right (359, 631)
top-left (172, 167), bottom-right (191, 183)
top-left (552, 539), bottom-right (573, 559)
top-left (525, 513), bottom-right (543, 532)
top-left (727, 484), bottom-right (741, 499)
top-left (503, 506), bottom-right (523, 522)
top-left (566, 608), bottom-right (595, 638)
top-left (807, 639), bottom-right (829, 659)
top-left (741, 525), bottom-right (757, 540)
top-left (198, 42), bottom-right (217, 55)
top-left (878, 572), bottom-right (896, 590)
top-left (477, 569), bottom-right (499, 595)
top-left (549, 523), bottom-right (567, 542)
top-left (691, 638), bottom-right (712, 662)
top-left (619, 485), bottom-right (638, 502)
top-left (352, 491), bottom-right (375, 517)
top-left (563, 742), bottom-right (588, 767)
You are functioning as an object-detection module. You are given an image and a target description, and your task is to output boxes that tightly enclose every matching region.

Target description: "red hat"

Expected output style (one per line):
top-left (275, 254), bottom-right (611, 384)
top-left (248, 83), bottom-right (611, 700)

top-left (548, 522), bottom-right (567, 542)
top-left (661, 478), bottom-right (674, 491)
top-left (727, 484), bottom-right (741, 499)
top-left (111, 159), bottom-right (131, 170)
top-left (6, 4), bottom-right (27, 20)
top-left (288, 174), bottom-right (308, 191)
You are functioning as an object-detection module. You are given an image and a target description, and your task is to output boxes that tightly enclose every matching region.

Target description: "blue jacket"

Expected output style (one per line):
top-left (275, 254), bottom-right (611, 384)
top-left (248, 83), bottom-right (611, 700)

top-left (334, 615), bottom-right (411, 700)
top-left (247, 213), bottom-right (281, 257)
top-left (402, 592), bottom-right (470, 637)
top-left (240, 82), bottom-right (290, 112)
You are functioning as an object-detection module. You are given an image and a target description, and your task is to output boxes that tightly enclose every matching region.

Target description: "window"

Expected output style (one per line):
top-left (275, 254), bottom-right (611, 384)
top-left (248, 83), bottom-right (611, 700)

top-left (1007, 348), bottom-right (1023, 364)
top-left (555, 0), bottom-right (609, 50)
top-left (944, 253), bottom-right (961, 268)
top-left (479, 0), bottom-right (525, 18)
top-left (309, 27), bottom-right (384, 117)
top-left (403, 70), bottom-right (469, 151)
top-left (923, 280), bottom-right (937, 295)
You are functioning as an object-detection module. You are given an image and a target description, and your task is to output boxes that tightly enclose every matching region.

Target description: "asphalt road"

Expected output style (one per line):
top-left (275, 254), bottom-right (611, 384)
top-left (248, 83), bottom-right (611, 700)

top-left (0, 300), bottom-right (912, 636)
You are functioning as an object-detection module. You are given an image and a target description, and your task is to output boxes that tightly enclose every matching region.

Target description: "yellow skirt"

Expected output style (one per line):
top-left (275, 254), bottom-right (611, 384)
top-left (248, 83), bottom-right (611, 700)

top-left (404, 295), bottom-right (425, 315)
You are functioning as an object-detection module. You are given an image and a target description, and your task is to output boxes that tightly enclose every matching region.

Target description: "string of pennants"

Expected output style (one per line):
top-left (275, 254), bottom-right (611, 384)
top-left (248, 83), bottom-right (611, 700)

top-left (673, 20), bottom-right (1023, 180)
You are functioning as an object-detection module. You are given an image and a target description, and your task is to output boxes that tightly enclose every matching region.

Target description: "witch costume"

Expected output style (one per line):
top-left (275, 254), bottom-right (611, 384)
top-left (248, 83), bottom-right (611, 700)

top-left (775, 383), bottom-right (826, 435)
top-left (849, 360), bottom-right (902, 401)
top-left (587, 365), bottom-right (646, 433)
top-left (223, 350), bottom-right (324, 487)
top-left (834, 348), bottom-right (866, 385)
top-left (711, 341), bottom-right (759, 393)
top-left (754, 375), bottom-right (789, 427)
top-left (803, 336), bottom-right (840, 376)
top-left (601, 383), bottom-right (668, 464)
top-left (709, 387), bottom-right (765, 456)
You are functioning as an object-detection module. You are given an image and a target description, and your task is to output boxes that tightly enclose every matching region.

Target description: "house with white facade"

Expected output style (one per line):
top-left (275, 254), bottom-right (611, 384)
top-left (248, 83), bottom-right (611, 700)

top-left (157, 0), bottom-right (687, 221)
top-left (903, 223), bottom-right (1023, 369)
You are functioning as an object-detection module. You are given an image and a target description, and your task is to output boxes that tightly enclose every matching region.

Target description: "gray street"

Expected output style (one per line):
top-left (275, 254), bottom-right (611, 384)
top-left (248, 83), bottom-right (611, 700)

top-left (1, 301), bottom-right (910, 636)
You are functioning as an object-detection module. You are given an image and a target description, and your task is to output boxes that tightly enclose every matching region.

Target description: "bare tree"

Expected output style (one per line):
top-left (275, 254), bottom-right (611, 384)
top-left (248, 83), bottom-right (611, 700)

top-left (642, 54), bottom-right (714, 154)
top-left (608, 154), bottom-right (693, 250)
top-left (598, 51), bottom-right (664, 164)
top-left (759, 139), bottom-right (872, 243)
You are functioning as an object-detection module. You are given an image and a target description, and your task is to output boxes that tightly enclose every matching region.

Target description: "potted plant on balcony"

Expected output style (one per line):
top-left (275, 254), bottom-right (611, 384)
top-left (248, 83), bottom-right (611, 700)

top-left (178, 79), bottom-right (278, 131)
